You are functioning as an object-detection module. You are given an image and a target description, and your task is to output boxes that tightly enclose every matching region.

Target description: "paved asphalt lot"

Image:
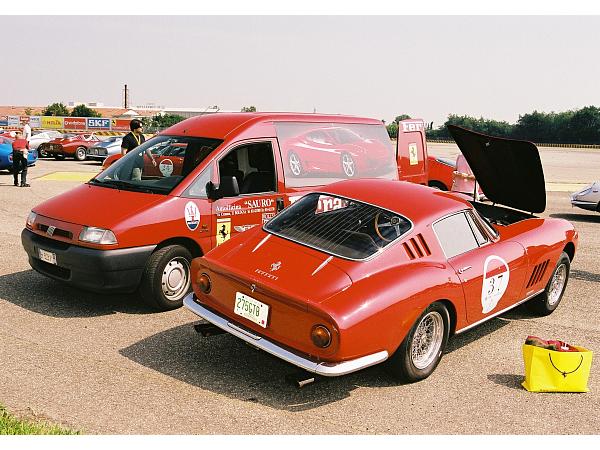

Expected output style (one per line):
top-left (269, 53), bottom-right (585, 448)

top-left (0, 144), bottom-right (599, 434)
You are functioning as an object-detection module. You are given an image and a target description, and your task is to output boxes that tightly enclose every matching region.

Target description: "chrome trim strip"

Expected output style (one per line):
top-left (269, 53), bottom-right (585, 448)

top-left (184, 293), bottom-right (389, 376)
top-left (455, 289), bottom-right (544, 334)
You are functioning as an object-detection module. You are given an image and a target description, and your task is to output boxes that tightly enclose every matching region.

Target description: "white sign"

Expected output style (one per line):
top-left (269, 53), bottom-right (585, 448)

top-left (8, 115), bottom-right (20, 126)
top-left (481, 255), bottom-right (510, 314)
top-left (29, 116), bottom-right (41, 128)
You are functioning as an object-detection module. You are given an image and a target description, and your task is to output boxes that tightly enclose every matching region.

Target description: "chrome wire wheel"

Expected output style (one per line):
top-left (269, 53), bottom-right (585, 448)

top-left (548, 263), bottom-right (567, 306)
top-left (410, 311), bottom-right (444, 370)
top-left (342, 153), bottom-right (355, 177)
top-left (289, 152), bottom-right (301, 176)
top-left (161, 257), bottom-right (191, 301)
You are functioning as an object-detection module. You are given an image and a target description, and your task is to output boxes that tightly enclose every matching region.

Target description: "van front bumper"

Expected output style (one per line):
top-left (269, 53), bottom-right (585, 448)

top-left (21, 228), bottom-right (156, 293)
top-left (183, 293), bottom-right (389, 376)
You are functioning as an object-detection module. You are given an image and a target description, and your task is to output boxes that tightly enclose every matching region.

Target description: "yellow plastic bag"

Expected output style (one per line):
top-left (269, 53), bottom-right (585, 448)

top-left (522, 344), bottom-right (593, 392)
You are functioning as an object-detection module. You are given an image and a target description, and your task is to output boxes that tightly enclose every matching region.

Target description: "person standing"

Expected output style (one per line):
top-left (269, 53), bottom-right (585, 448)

top-left (12, 130), bottom-right (30, 187)
top-left (120, 119), bottom-right (156, 180)
top-left (22, 122), bottom-right (32, 142)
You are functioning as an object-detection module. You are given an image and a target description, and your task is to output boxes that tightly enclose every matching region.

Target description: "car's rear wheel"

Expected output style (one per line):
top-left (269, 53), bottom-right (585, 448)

top-left (139, 245), bottom-right (192, 311)
top-left (387, 302), bottom-right (449, 383)
top-left (527, 252), bottom-right (570, 316)
top-left (74, 146), bottom-right (87, 161)
top-left (288, 151), bottom-right (303, 176)
top-left (341, 152), bottom-right (356, 178)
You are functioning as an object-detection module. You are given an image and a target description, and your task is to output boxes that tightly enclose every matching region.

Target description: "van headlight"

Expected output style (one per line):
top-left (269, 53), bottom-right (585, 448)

top-left (26, 211), bottom-right (37, 229)
top-left (79, 226), bottom-right (117, 245)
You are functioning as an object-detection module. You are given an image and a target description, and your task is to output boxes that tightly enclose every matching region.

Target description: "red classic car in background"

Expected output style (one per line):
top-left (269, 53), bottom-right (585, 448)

top-left (427, 155), bottom-right (456, 191)
top-left (184, 126), bottom-right (577, 383)
top-left (280, 126), bottom-right (394, 178)
top-left (39, 133), bottom-right (101, 161)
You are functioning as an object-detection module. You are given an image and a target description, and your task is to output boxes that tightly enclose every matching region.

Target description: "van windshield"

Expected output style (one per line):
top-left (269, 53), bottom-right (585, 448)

top-left (89, 135), bottom-right (222, 194)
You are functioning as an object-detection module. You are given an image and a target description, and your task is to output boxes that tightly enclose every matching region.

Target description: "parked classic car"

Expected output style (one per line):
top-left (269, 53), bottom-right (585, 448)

top-left (280, 126), bottom-right (393, 178)
top-left (571, 182), bottom-right (600, 212)
top-left (86, 136), bottom-right (123, 161)
top-left (30, 130), bottom-right (65, 156)
top-left (0, 136), bottom-right (38, 171)
top-left (184, 126), bottom-right (578, 383)
top-left (427, 155), bottom-right (456, 190)
top-left (38, 133), bottom-right (101, 161)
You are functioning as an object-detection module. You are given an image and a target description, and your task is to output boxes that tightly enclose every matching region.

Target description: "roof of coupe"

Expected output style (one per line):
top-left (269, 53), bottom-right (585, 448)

top-left (317, 178), bottom-right (473, 224)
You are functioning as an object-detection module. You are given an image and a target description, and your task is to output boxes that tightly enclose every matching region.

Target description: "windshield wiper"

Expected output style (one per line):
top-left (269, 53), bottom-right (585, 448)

top-left (90, 179), bottom-right (159, 194)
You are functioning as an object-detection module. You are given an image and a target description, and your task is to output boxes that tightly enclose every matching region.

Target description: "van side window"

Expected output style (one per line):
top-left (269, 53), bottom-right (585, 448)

top-left (186, 166), bottom-right (213, 198)
top-left (218, 142), bottom-right (276, 194)
top-left (433, 212), bottom-right (479, 259)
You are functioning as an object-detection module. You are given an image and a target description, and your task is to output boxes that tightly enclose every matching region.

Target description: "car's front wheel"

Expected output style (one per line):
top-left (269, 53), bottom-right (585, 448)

top-left (387, 302), bottom-right (450, 383)
top-left (38, 146), bottom-right (48, 158)
top-left (527, 252), bottom-right (570, 316)
top-left (74, 146), bottom-right (87, 161)
top-left (139, 245), bottom-right (193, 311)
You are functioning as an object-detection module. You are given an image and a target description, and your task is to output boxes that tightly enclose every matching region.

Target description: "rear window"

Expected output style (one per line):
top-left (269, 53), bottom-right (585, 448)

top-left (275, 122), bottom-right (397, 188)
top-left (265, 193), bottom-right (412, 260)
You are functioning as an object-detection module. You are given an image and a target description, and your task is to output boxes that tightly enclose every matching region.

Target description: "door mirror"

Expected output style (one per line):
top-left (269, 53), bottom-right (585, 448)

top-left (206, 176), bottom-right (240, 200)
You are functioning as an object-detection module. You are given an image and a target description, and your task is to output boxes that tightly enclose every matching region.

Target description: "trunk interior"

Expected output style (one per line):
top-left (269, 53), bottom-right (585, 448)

top-left (471, 201), bottom-right (536, 226)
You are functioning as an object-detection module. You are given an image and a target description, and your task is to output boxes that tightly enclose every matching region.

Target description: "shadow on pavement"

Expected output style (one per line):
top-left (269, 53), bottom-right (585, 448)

top-left (120, 312), bottom-right (518, 412)
top-left (549, 212), bottom-right (600, 223)
top-left (570, 269), bottom-right (600, 284)
top-left (487, 374), bottom-right (524, 390)
top-left (0, 269), bottom-right (154, 318)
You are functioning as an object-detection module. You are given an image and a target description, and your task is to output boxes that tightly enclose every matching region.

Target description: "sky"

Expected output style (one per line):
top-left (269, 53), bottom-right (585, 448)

top-left (2, 13), bottom-right (600, 128)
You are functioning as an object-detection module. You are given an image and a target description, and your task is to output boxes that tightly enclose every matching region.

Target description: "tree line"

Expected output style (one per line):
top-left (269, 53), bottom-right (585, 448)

top-left (386, 106), bottom-right (600, 145)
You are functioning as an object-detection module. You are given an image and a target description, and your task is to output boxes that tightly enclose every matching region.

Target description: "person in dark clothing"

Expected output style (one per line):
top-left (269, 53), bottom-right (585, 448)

top-left (120, 119), bottom-right (156, 180)
top-left (12, 130), bottom-right (30, 187)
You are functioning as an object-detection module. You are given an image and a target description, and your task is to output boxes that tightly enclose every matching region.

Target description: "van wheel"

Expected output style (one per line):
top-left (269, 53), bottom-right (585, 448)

top-left (288, 151), bottom-right (303, 176)
top-left (74, 146), bottom-right (87, 161)
top-left (387, 302), bottom-right (449, 383)
top-left (341, 153), bottom-right (356, 178)
top-left (139, 245), bottom-right (192, 311)
top-left (527, 252), bottom-right (570, 316)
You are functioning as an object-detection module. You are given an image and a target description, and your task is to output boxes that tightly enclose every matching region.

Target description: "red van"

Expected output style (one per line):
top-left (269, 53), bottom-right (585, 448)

top-left (22, 113), bottom-right (416, 311)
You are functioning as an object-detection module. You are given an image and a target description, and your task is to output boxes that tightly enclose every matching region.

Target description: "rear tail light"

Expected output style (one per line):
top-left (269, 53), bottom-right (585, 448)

top-left (311, 325), bottom-right (332, 348)
top-left (197, 273), bottom-right (211, 294)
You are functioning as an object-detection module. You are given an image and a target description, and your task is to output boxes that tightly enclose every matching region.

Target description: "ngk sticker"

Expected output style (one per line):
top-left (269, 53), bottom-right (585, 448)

top-left (481, 255), bottom-right (510, 314)
top-left (184, 201), bottom-right (200, 231)
top-left (159, 158), bottom-right (173, 177)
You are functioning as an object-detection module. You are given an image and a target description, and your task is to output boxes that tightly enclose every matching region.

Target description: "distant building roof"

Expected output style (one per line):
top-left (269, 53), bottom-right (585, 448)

top-left (0, 105), bottom-right (159, 118)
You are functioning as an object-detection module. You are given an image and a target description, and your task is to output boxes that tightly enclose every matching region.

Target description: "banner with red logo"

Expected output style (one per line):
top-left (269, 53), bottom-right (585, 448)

top-left (111, 118), bottom-right (131, 131)
top-left (64, 117), bottom-right (87, 130)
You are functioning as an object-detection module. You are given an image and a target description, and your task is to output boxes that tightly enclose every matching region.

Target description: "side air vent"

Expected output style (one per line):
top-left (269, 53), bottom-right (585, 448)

top-left (403, 233), bottom-right (431, 260)
top-left (526, 260), bottom-right (550, 288)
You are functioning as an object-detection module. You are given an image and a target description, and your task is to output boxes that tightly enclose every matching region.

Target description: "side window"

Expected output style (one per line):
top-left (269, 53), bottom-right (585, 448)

top-left (433, 212), bottom-right (479, 259)
top-left (218, 142), bottom-right (276, 195)
top-left (186, 166), bottom-right (213, 198)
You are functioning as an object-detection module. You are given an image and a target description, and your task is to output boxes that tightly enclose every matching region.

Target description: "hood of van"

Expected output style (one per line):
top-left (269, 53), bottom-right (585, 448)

top-left (32, 183), bottom-right (165, 229)
top-left (448, 125), bottom-right (546, 213)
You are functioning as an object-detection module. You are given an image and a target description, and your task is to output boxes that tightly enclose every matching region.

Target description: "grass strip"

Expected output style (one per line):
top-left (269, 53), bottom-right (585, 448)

top-left (0, 404), bottom-right (79, 435)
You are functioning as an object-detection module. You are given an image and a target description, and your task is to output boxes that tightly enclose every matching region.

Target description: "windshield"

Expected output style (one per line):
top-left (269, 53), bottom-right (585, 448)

top-left (265, 193), bottom-right (412, 260)
top-left (90, 135), bottom-right (222, 194)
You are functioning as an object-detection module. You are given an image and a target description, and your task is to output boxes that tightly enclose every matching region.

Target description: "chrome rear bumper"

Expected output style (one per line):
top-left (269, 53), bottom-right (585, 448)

top-left (183, 293), bottom-right (388, 376)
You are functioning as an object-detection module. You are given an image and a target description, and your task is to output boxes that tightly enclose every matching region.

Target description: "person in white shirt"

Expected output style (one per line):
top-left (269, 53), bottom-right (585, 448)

top-left (22, 123), bottom-right (32, 141)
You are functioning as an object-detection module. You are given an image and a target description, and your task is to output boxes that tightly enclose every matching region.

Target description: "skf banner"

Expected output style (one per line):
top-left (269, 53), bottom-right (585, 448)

top-left (64, 117), bottom-right (87, 130)
top-left (111, 118), bottom-right (131, 131)
top-left (41, 116), bottom-right (64, 129)
top-left (87, 118), bottom-right (111, 130)
top-left (29, 116), bottom-right (41, 128)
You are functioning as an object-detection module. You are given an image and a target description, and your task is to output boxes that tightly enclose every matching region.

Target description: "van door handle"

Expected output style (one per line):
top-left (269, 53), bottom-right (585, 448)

top-left (458, 266), bottom-right (472, 274)
top-left (276, 197), bottom-right (285, 212)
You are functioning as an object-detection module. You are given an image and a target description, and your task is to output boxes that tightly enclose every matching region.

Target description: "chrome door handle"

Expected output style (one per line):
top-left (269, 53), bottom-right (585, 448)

top-left (458, 266), bottom-right (472, 274)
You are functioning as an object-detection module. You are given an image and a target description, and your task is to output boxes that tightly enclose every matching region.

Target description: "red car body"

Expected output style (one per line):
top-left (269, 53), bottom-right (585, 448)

top-left (39, 133), bottom-right (101, 161)
top-left (427, 155), bottom-right (456, 190)
top-left (184, 126), bottom-right (578, 382)
top-left (21, 113), bottom-right (404, 311)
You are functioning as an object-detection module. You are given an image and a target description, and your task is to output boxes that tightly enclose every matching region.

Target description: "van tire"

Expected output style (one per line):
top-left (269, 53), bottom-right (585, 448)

top-left (74, 146), bottom-right (87, 161)
top-left (139, 245), bottom-right (193, 311)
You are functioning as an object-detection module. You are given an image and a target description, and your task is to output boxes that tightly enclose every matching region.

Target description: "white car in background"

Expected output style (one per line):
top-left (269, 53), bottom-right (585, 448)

top-left (571, 182), bottom-right (600, 212)
top-left (86, 136), bottom-right (124, 161)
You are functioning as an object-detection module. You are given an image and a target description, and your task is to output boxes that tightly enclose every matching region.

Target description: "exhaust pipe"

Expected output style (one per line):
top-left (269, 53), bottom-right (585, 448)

top-left (285, 371), bottom-right (318, 388)
top-left (193, 322), bottom-right (226, 337)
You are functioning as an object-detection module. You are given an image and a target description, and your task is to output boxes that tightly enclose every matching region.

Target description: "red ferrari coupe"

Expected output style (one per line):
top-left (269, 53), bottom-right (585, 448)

top-left (184, 126), bottom-right (577, 383)
top-left (281, 126), bottom-right (393, 179)
top-left (39, 133), bottom-right (101, 161)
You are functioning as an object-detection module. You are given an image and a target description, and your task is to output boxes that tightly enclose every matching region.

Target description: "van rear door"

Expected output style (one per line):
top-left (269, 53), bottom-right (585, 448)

top-left (397, 119), bottom-right (428, 185)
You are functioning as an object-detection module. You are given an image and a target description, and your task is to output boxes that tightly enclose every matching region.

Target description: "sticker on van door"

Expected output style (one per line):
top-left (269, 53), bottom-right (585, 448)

top-left (216, 218), bottom-right (231, 245)
top-left (159, 158), bottom-right (174, 177)
top-left (408, 143), bottom-right (419, 166)
top-left (184, 201), bottom-right (200, 231)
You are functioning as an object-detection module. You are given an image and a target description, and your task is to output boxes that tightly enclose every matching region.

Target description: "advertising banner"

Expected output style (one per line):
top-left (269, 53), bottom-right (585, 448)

top-left (87, 118), bottom-right (111, 130)
top-left (0, 115), bottom-right (7, 127)
top-left (8, 115), bottom-right (20, 126)
top-left (41, 116), bottom-right (64, 129)
top-left (20, 116), bottom-right (30, 125)
top-left (111, 118), bottom-right (131, 131)
top-left (64, 117), bottom-right (87, 130)
top-left (29, 116), bottom-right (41, 128)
